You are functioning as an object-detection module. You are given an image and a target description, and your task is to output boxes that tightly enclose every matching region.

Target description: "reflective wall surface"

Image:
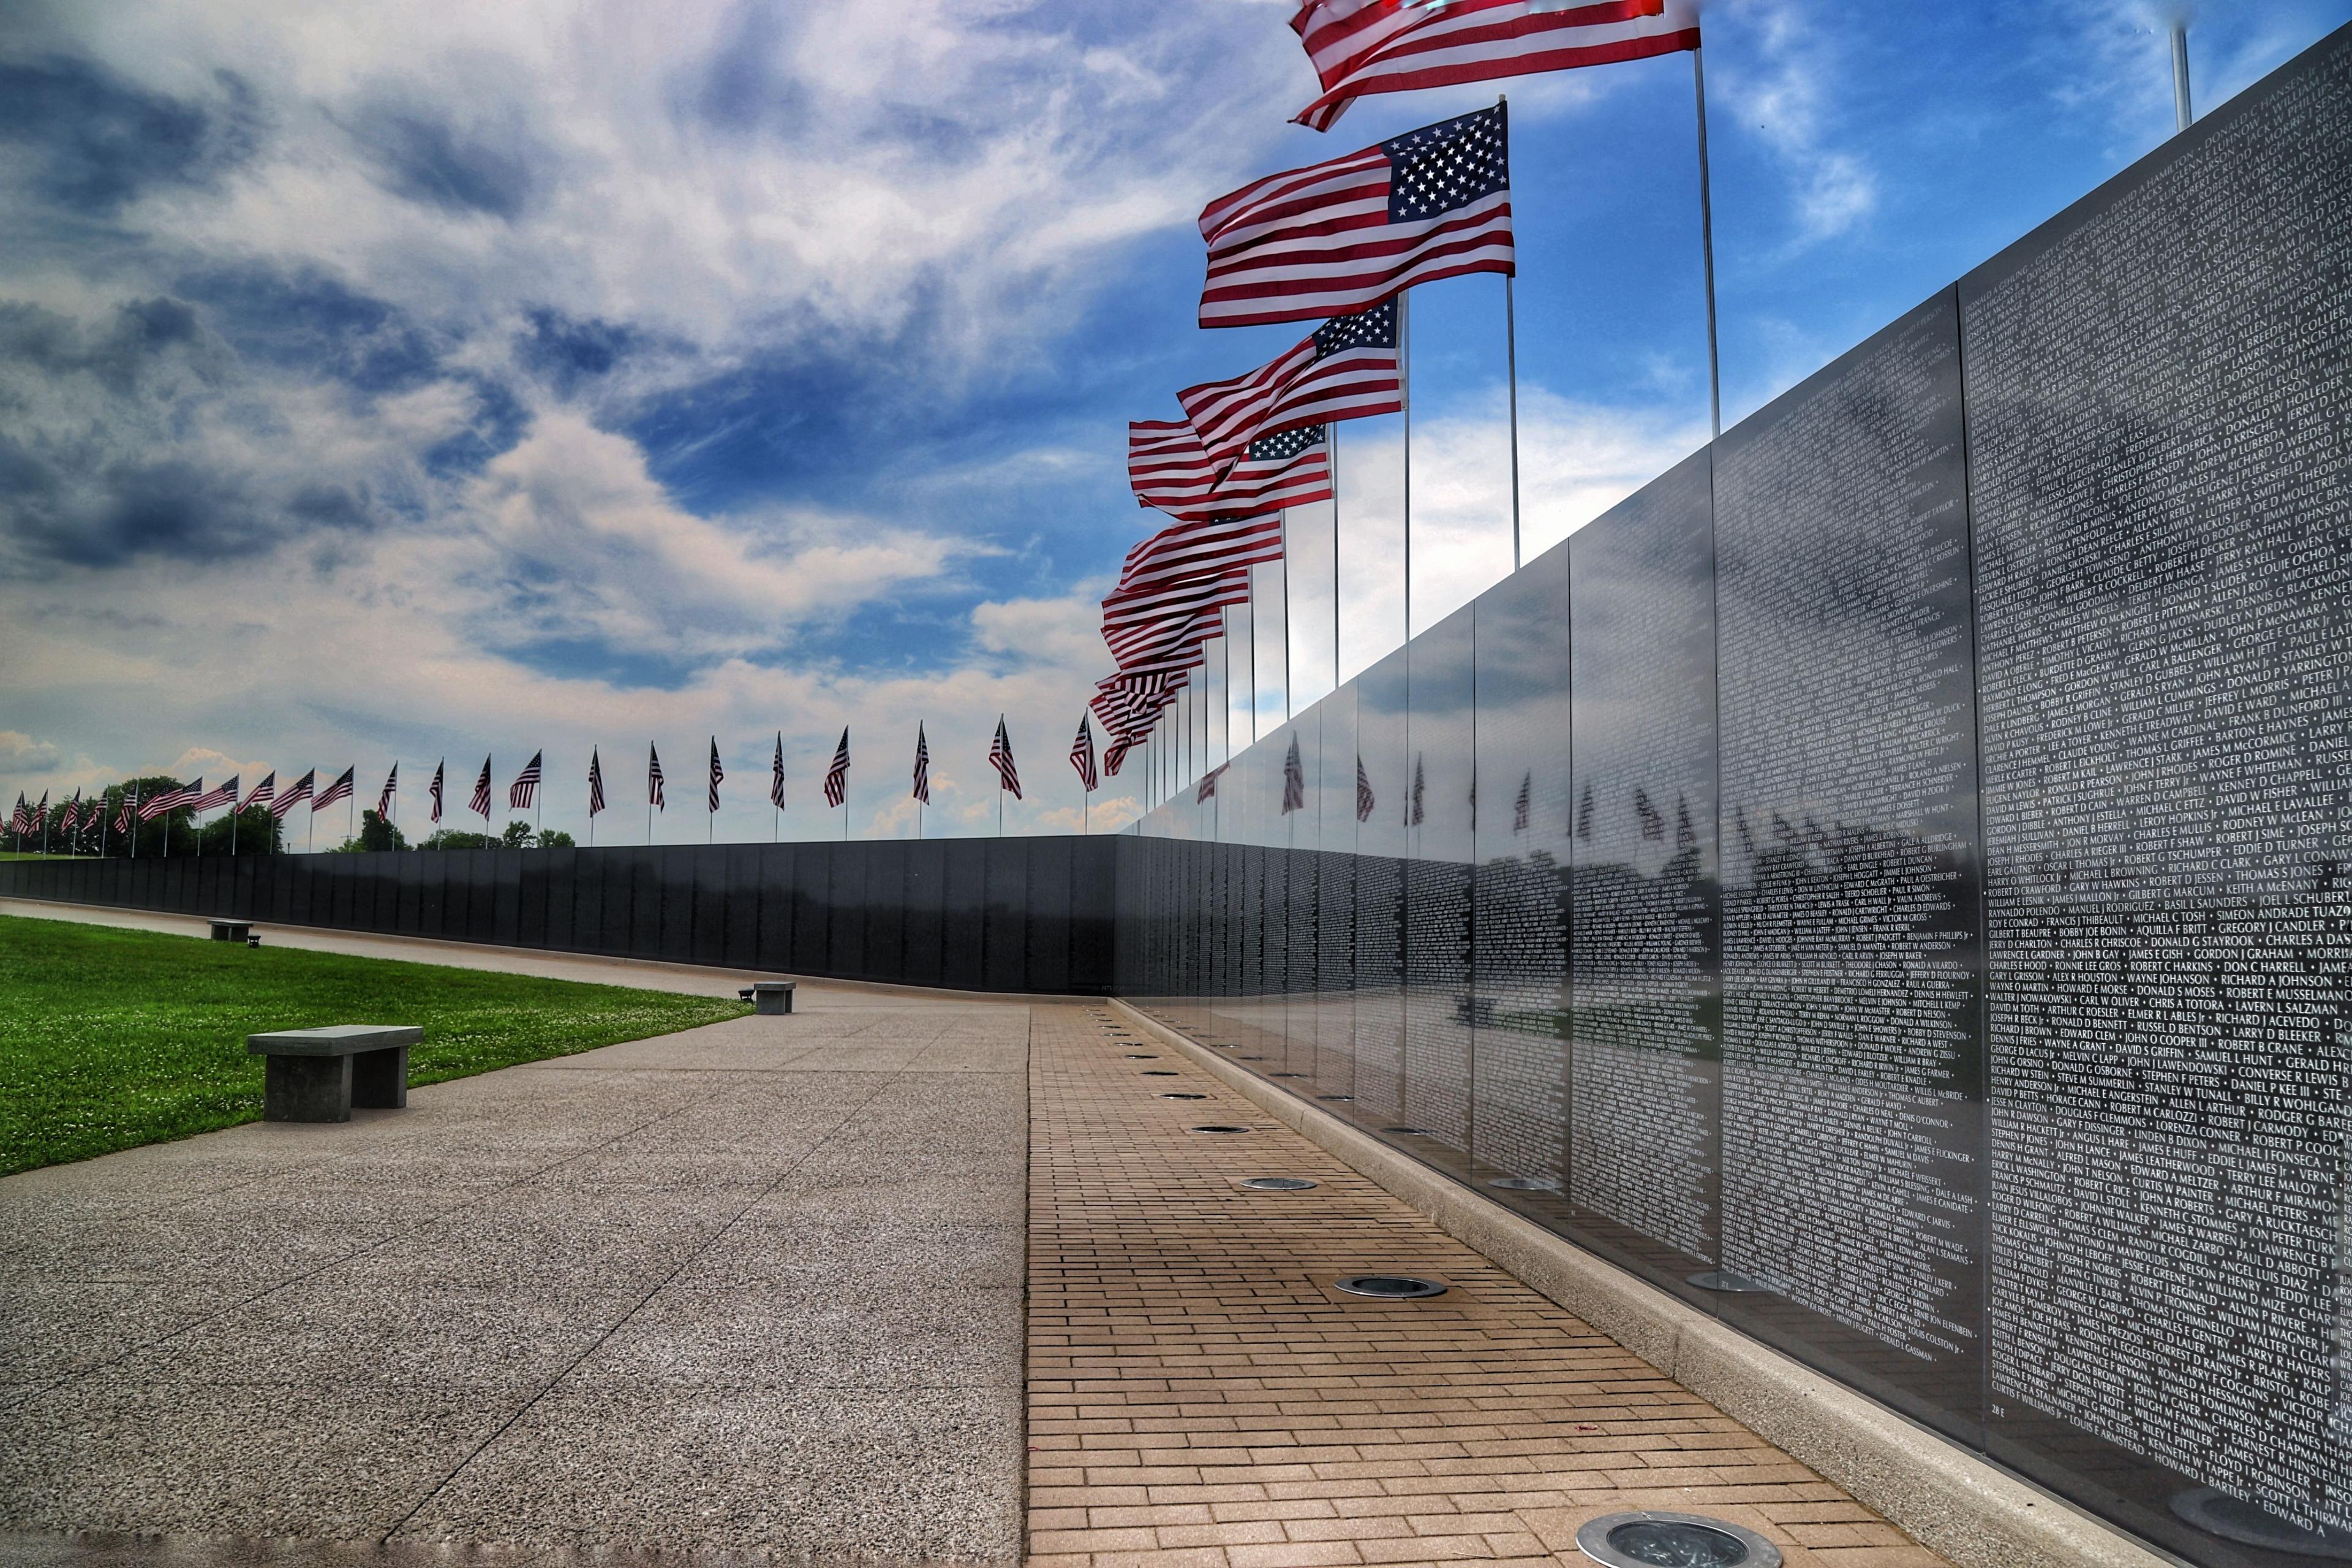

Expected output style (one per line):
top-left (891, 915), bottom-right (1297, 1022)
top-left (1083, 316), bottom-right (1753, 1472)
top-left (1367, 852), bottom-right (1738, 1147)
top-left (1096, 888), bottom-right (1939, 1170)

top-left (0, 837), bottom-right (1123, 997)
top-left (1126, 29), bottom-right (2350, 1568)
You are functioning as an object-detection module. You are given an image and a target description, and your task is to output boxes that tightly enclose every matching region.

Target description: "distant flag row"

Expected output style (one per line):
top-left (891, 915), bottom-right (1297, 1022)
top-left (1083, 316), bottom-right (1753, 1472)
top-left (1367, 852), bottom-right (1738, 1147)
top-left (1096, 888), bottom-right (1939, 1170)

top-left (1098, 0), bottom-right (1702, 779)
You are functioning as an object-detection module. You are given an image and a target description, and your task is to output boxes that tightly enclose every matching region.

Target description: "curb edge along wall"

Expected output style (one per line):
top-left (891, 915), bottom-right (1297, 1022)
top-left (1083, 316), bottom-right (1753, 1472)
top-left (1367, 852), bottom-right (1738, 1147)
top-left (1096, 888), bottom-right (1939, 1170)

top-left (1128, 23), bottom-right (2351, 1568)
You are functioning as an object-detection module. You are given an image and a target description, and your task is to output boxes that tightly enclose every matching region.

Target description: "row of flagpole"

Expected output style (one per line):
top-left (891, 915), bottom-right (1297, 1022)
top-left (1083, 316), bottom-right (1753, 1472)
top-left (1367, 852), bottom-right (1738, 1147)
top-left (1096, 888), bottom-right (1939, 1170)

top-left (7, 716), bottom-right (1123, 856)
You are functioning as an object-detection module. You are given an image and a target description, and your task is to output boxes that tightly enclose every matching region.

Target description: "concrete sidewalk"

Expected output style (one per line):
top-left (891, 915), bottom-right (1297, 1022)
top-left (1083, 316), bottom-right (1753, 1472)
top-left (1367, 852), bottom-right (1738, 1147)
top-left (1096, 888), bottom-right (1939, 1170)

top-left (0, 990), bottom-right (1030, 1562)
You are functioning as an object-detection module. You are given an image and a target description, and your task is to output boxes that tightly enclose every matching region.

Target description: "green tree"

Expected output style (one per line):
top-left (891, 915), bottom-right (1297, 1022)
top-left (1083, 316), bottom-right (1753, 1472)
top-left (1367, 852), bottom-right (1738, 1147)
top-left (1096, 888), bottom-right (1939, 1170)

top-left (537, 827), bottom-right (576, 848)
top-left (415, 828), bottom-right (496, 851)
top-left (110, 776), bottom-right (190, 857)
top-left (330, 810), bottom-right (407, 853)
top-left (195, 805), bottom-right (284, 856)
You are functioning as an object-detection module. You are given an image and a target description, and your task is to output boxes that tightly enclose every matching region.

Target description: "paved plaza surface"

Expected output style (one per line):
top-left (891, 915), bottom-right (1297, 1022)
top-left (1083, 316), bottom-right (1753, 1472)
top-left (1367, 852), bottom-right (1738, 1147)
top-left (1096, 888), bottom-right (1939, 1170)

top-left (0, 906), bottom-right (1948, 1568)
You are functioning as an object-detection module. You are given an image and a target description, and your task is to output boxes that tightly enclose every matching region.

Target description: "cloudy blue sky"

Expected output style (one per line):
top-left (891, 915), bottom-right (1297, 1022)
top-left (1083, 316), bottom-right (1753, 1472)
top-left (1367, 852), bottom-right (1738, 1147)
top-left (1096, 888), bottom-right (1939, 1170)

top-left (2, 0), bottom-right (2345, 842)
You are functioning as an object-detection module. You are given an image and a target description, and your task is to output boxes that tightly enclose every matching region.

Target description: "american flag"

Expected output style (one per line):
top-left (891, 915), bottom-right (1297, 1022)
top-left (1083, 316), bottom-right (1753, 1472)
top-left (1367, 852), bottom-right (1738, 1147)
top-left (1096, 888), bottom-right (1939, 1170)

top-left (1577, 779), bottom-right (1593, 840)
top-left (1128, 421), bottom-right (1334, 524)
top-left (823, 728), bottom-right (850, 808)
top-left (58, 794), bottom-right (79, 835)
top-left (140, 779), bottom-right (195, 821)
top-left (1281, 733), bottom-right (1306, 815)
top-left (31, 791), bottom-right (46, 832)
top-left (1198, 104), bottom-right (1512, 329)
top-left (1291, 0), bottom-right (1696, 133)
top-left (469, 757), bottom-right (494, 820)
top-left (376, 764), bottom-right (398, 818)
top-left (1355, 753), bottom-right (1376, 823)
top-left (912, 724), bottom-right (932, 805)
top-left (1104, 562), bottom-right (1251, 646)
top-left (1408, 754), bottom-right (1425, 826)
top-left (115, 791), bottom-right (135, 834)
top-left (10, 794), bottom-right (26, 836)
top-left (272, 770), bottom-right (315, 820)
top-left (1634, 786), bottom-right (1664, 841)
top-left (1104, 594), bottom-right (1243, 677)
top-left (1069, 715), bottom-right (1098, 793)
top-left (647, 745), bottom-right (665, 810)
top-left (706, 739), bottom-right (723, 813)
top-left (243, 773), bottom-right (275, 813)
top-left (1196, 763), bottom-right (1229, 804)
top-left (193, 777), bottom-right (239, 813)
top-left (428, 761), bottom-right (445, 823)
top-left (588, 749), bottom-right (606, 816)
top-left (1180, 301), bottom-right (1400, 472)
top-left (1118, 513), bottom-right (1286, 596)
top-left (769, 733), bottom-right (787, 810)
top-left (510, 752), bottom-right (542, 810)
top-left (989, 717), bottom-right (1022, 801)
top-left (316, 766), bottom-right (355, 812)
top-left (1513, 769), bottom-right (1531, 832)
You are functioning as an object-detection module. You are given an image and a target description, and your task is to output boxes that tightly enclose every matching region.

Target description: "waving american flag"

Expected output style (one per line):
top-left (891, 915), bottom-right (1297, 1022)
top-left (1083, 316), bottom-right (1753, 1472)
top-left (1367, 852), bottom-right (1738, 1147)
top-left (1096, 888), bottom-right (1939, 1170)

top-left (1199, 105), bottom-right (1511, 329)
top-left (1281, 734), bottom-right (1306, 815)
top-left (706, 739), bottom-right (723, 813)
top-left (1291, 0), bottom-right (1696, 132)
top-left (1355, 754), bottom-right (1376, 824)
top-left (242, 773), bottom-right (274, 814)
top-left (272, 770), bottom-right (315, 820)
top-left (141, 779), bottom-right (197, 820)
top-left (469, 757), bottom-right (494, 820)
top-left (1069, 715), bottom-right (1098, 793)
top-left (911, 725), bottom-right (932, 805)
top-left (114, 791), bottom-right (135, 834)
top-left (193, 777), bottom-right (239, 813)
top-left (1180, 302), bottom-right (1399, 473)
top-left (57, 793), bottom-right (79, 836)
top-left (428, 761), bottom-right (444, 823)
top-left (315, 766), bottom-right (355, 813)
top-left (376, 764), bottom-right (398, 818)
top-left (823, 729), bottom-right (850, 809)
top-left (647, 745), bottom-right (665, 810)
top-left (988, 717), bottom-right (1022, 801)
top-left (588, 749), bottom-right (606, 817)
top-left (510, 752), bottom-right (542, 810)
top-left (769, 733), bottom-right (787, 810)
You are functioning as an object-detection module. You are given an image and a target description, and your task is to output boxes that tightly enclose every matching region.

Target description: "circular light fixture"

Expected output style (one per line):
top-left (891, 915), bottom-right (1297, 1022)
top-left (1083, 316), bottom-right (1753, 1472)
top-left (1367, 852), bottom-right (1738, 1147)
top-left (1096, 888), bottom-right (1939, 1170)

top-left (1576, 1512), bottom-right (1782, 1568)
top-left (1488, 1175), bottom-right (1559, 1193)
top-left (1333, 1273), bottom-right (1447, 1300)
top-left (2172, 1489), bottom-right (2352, 1559)
top-left (1189, 1125), bottom-right (1251, 1134)
top-left (1239, 1176), bottom-right (1318, 1191)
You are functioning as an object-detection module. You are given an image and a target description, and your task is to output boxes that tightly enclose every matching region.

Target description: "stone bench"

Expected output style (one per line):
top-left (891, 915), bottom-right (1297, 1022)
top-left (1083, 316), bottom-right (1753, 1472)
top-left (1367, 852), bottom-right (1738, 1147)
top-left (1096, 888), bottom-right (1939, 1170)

top-left (247, 1025), bottom-right (420, 1123)
top-left (737, 981), bottom-right (796, 1016)
top-left (208, 918), bottom-right (253, 943)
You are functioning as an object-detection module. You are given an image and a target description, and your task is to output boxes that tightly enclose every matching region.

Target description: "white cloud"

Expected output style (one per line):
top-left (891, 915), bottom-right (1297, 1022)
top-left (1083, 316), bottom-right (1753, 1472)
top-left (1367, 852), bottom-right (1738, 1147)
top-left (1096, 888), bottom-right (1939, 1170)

top-left (0, 732), bottom-right (60, 771)
top-left (1711, 2), bottom-right (1879, 247)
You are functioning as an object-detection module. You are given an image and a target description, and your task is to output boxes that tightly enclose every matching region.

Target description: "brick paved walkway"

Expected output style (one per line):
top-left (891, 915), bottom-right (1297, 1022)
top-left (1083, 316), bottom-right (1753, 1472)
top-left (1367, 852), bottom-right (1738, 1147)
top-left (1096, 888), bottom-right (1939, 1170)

top-left (1027, 1005), bottom-right (1948, 1568)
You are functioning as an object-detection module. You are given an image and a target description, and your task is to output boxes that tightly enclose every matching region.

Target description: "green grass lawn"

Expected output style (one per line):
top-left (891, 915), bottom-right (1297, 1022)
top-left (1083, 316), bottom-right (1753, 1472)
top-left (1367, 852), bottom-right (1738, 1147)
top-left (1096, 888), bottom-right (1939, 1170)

top-left (0, 914), bottom-right (750, 1175)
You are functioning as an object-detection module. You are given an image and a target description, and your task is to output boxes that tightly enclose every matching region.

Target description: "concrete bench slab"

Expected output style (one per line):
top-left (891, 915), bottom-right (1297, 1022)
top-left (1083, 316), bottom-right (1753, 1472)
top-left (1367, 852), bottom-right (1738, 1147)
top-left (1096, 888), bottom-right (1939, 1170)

top-left (247, 1025), bottom-right (421, 1123)
top-left (208, 918), bottom-right (253, 943)
top-left (737, 981), bottom-right (796, 1016)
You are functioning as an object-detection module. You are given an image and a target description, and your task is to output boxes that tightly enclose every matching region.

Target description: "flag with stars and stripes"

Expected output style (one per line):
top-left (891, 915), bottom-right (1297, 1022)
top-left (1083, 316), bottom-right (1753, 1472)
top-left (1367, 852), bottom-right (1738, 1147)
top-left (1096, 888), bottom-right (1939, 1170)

top-left (1291, 0), bottom-right (1696, 133)
top-left (647, 745), bottom-right (666, 811)
top-left (115, 791), bottom-right (135, 834)
top-left (1634, 786), bottom-right (1664, 841)
top-left (31, 791), bottom-right (47, 832)
top-left (770, 733), bottom-right (788, 810)
top-left (376, 764), bottom-right (398, 818)
top-left (1198, 104), bottom-right (1512, 329)
top-left (10, 795), bottom-right (26, 836)
top-left (58, 794), bottom-right (79, 836)
top-left (707, 739), bottom-right (723, 813)
top-left (194, 777), bottom-right (239, 813)
top-left (989, 717), bottom-right (1022, 801)
top-left (1128, 421), bottom-right (1333, 525)
top-left (428, 761), bottom-right (445, 823)
top-left (1408, 754), bottom-right (1425, 827)
top-left (823, 729), bottom-right (850, 808)
top-left (469, 757), bottom-right (494, 820)
top-left (1513, 769), bottom-right (1531, 833)
top-left (1281, 734), bottom-right (1306, 815)
top-left (510, 752), bottom-right (542, 810)
top-left (1180, 301), bottom-right (1400, 473)
top-left (243, 773), bottom-right (275, 814)
top-left (272, 771), bottom-right (315, 820)
top-left (315, 766), bottom-right (355, 813)
top-left (589, 750), bottom-right (606, 817)
top-left (912, 725), bottom-right (932, 805)
top-left (140, 780), bottom-right (195, 821)
top-left (1069, 715), bottom-right (1098, 793)
top-left (1196, 763), bottom-right (1229, 803)
top-left (1355, 754), bottom-right (1376, 824)
top-left (1117, 513), bottom-right (1285, 597)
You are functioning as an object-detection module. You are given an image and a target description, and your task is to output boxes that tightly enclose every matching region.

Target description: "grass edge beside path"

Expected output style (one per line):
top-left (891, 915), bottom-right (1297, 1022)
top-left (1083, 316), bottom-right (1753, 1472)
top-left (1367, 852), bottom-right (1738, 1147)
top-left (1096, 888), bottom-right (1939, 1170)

top-left (0, 913), bottom-right (752, 1176)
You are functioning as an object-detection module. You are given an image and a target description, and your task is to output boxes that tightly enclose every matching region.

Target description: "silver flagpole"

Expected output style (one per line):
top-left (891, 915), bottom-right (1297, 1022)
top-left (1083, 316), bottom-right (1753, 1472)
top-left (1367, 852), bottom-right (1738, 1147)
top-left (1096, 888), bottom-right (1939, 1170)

top-left (1330, 426), bottom-right (1343, 690)
top-left (1248, 579), bottom-right (1259, 746)
top-left (1401, 290), bottom-right (1414, 644)
top-left (1692, 47), bottom-right (1724, 444)
top-left (2171, 23), bottom-right (2193, 132)
top-left (1501, 96), bottom-right (1522, 573)
top-left (1281, 508), bottom-right (1293, 720)
top-left (1223, 622), bottom-right (1232, 765)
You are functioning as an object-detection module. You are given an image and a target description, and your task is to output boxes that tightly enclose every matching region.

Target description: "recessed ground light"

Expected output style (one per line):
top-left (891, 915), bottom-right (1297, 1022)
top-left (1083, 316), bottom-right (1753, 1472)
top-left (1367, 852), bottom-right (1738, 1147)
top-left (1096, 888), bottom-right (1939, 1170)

top-left (1125, 1053), bottom-right (1158, 1058)
top-left (1577, 1513), bottom-right (1781, 1568)
top-left (1239, 1054), bottom-right (1267, 1060)
top-left (1158, 1092), bottom-right (1209, 1101)
top-left (1189, 1125), bottom-right (1251, 1134)
top-left (1240, 1177), bottom-right (1317, 1191)
top-left (1142, 1070), bottom-right (1180, 1077)
top-left (1317, 1093), bottom-right (1354, 1102)
top-left (1489, 1176), bottom-right (1559, 1193)
top-left (1687, 1270), bottom-right (1776, 1294)
top-left (2173, 1488), bottom-right (2352, 1558)
top-left (1383, 1126), bottom-right (1435, 1136)
top-left (1334, 1273), bottom-right (1446, 1300)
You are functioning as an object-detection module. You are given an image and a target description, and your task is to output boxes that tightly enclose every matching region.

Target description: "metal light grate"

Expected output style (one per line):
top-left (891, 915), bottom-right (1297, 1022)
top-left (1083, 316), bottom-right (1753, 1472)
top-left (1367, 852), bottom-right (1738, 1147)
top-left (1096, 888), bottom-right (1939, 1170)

top-left (1575, 1513), bottom-right (1782, 1568)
